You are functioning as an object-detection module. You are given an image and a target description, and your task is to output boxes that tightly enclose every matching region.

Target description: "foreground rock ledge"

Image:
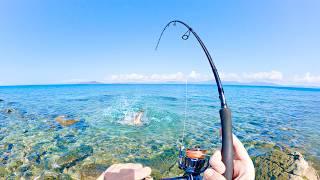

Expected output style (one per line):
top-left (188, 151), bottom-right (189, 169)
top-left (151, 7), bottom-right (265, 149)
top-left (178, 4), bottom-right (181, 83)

top-left (253, 148), bottom-right (319, 180)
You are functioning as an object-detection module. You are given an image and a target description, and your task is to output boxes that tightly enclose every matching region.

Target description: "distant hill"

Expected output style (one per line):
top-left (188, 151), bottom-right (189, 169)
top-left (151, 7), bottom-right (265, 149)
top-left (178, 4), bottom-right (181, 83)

top-left (76, 81), bottom-right (104, 84)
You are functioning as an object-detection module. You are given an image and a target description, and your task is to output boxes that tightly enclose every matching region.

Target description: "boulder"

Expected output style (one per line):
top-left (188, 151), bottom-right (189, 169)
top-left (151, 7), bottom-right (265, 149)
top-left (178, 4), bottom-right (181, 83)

top-left (55, 145), bottom-right (93, 171)
top-left (55, 115), bottom-right (79, 126)
top-left (253, 148), bottom-right (319, 180)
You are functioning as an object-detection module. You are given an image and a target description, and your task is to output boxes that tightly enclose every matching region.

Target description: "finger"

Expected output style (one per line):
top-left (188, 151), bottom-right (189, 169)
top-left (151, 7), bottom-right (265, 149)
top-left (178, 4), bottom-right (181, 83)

top-left (204, 168), bottom-right (226, 180)
top-left (209, 150), bottom-right (226, 174)
top-left (232, 134), bottom-right (250, 161)
top-left (134, 166), bottom-right (152, 180)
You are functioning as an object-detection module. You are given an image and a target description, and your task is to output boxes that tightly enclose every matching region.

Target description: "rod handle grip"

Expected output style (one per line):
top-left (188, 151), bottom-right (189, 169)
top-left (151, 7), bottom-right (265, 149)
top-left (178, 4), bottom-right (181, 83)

top-left (219, 108), bottom-right (233, 180)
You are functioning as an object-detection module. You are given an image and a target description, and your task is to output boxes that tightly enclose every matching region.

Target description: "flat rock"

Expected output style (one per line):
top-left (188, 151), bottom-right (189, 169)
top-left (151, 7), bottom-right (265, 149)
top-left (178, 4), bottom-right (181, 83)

top-left (55, 144), bottom-right (93, 171)
top-left (253, 148), bottom-right (319, 180)
top-left (55, 115), bottom-right (79, 126)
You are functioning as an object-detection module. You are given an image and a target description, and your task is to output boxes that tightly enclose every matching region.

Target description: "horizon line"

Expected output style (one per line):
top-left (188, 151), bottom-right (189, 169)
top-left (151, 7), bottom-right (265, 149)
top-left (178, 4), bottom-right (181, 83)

top-left (0, 82), bottom-right (320, 90)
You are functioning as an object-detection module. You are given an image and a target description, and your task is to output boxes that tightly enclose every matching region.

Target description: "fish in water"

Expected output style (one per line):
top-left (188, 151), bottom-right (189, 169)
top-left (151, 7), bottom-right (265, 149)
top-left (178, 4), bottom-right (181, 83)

top-left (133, 111), bottom-right (144, 125)
top-left (55, 115), bottom-right (79, 126)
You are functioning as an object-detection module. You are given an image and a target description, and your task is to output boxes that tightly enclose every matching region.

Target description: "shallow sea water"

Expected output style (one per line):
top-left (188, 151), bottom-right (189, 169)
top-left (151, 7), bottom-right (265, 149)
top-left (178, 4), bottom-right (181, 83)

top-left (0, 84), bottom-right (319, 178)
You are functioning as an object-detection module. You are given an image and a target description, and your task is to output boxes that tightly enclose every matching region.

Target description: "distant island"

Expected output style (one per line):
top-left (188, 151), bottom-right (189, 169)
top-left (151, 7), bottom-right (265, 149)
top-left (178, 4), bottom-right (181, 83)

top-left (69, 80), bottom-right (320, 89)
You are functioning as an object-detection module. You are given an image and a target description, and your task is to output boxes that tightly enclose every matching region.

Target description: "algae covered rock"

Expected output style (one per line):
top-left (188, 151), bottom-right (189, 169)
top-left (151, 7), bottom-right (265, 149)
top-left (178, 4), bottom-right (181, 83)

top-left (80, 163), bottom-right (108, 180)
top-left (8, 160), bottom-right (23, 171)
top-left (55, 144), bottom-right (93, 171)
top-left (253, 148), bottom-right (319, 180)
top-left (134, 147), bottom-right (183, 179)
top-left (0, 165), bottom-right (9, 178)
top-left (42, 171), bottom-right (72, 180)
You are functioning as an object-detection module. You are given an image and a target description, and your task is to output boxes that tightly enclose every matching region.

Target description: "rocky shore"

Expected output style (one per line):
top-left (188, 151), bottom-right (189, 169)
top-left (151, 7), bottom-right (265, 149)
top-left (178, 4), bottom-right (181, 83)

top-left (253, 148), bottom-right (319, 180)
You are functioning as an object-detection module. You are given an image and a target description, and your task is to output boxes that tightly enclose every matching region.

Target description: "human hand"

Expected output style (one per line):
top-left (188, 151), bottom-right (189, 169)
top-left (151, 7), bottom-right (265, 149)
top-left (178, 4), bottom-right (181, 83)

top-left (97, 163), bottom-right (152, 180)
top-left (204, 135), bottom-right (255, 180)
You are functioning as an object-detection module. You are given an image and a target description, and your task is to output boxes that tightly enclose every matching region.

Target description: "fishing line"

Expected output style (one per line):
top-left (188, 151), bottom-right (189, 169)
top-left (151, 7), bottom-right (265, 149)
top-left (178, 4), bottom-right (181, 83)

top-left (180, 78), bottom-right (188, 149)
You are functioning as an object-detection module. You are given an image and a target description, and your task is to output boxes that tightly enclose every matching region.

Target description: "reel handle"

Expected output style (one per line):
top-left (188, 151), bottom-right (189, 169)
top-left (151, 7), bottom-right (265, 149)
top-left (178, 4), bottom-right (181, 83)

top-left (219, 108), bottom-right (233, 180)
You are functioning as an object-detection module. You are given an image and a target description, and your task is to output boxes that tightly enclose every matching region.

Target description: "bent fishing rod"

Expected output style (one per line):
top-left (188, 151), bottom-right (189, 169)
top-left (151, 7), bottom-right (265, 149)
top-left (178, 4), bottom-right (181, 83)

top-left (156, 20), bottom-right (233, 180)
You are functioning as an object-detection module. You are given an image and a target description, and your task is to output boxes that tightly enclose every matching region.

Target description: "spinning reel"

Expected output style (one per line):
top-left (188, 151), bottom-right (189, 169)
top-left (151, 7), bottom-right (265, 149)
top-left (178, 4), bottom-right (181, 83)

top-left (162, 146), bottom-right (209, 180)
top-left (156, 20), bottom-right (234, 180)
top-left (178, 146), bottom-right (210, 179)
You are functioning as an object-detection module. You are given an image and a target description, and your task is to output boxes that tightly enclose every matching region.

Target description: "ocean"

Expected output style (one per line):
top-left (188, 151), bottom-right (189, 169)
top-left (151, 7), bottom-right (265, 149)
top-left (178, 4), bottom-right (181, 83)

top-left (0, 84), bottom-right (319, 178)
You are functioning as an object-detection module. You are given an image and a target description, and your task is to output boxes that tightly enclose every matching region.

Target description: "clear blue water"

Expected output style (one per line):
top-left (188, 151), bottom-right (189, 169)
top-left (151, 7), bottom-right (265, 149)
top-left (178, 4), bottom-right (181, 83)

top-left (0, 84), bottom-right (319, 178)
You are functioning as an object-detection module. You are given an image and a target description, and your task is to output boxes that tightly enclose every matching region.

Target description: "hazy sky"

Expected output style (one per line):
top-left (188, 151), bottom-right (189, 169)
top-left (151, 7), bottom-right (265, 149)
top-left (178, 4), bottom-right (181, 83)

top-left (0, 0), bottom-right (319, 86)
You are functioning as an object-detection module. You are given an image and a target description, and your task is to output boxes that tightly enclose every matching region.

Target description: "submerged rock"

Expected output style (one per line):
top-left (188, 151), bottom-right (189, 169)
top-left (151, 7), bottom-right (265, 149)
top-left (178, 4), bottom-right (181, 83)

top-left (55, 115), bottom-right (79, 126)
top-left (0, 165), bottom-right (9, 178)
top-left (80, 163), bottom-right (108, 180)
top-left (0, 99), bottom-right (4, 102)
top-left (4, 108), bottom-right (14, 114)
top-left (55, 144), bottom-right (93, 171)
top-left (134, 147), bottom-right (182, 179)
top-left (8, 160), bottom-right (23, 171)
top-left (41, 171), bottom-right (72, 180)
top-left (253, 148), bottom-right (319, 180)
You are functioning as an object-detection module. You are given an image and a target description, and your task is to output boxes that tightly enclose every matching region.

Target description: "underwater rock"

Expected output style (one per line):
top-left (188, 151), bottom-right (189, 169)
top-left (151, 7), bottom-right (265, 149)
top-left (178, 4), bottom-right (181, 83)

top-left (134, 147), bottom-right (183, 179)
top-left (7, 143), bottom-right (13, 151)
top-left (17, 164), bottom-right (32, 178)
top-left (253, 148), bottom-right (319, 180)
top-left (27, 152), bottom-right (44, 164)
top-left (133, 111), bottom-right (144, 125)
top-left (55, 115), bottom-right (79, 126)
top-left (80, 163), bottom-right (108, 180)
top-left (0, 143), bottom-right (14, 164)
top-left (8, 160), bottom-right (23, 171)
top-left (0, 99), bottom-right (4, 102)
top-left (4, 108), bottom-right (14, 114)
top-left (0, 165), bottom-right (9, 178)
top-left (55, 144), bottom-right (93, 171)
top-left (41, 171), bottom-right (72, 180)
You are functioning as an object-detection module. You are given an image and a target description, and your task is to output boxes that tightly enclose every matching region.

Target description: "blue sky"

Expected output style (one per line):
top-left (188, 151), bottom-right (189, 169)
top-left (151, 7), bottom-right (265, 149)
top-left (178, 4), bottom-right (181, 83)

top-left (0, 0), bottom-right (319, 86)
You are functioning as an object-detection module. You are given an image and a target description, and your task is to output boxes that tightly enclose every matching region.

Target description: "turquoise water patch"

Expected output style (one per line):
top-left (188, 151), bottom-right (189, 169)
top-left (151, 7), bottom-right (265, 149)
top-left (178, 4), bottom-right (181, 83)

top-left (0, 84), bottom-right (319, 178)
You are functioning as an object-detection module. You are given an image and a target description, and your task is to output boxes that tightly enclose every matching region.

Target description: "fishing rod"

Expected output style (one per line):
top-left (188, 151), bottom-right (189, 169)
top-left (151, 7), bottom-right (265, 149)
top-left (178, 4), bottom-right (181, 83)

top-left (155, 20), bottom-right (233, 180)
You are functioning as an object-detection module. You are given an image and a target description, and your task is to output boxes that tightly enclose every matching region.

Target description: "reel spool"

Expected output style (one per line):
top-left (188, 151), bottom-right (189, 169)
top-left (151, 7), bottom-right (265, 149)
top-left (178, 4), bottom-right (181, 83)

top-left (178, 146), bottom-right (210, 179)
top-left (161, 146), bottom-right (209, 180)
